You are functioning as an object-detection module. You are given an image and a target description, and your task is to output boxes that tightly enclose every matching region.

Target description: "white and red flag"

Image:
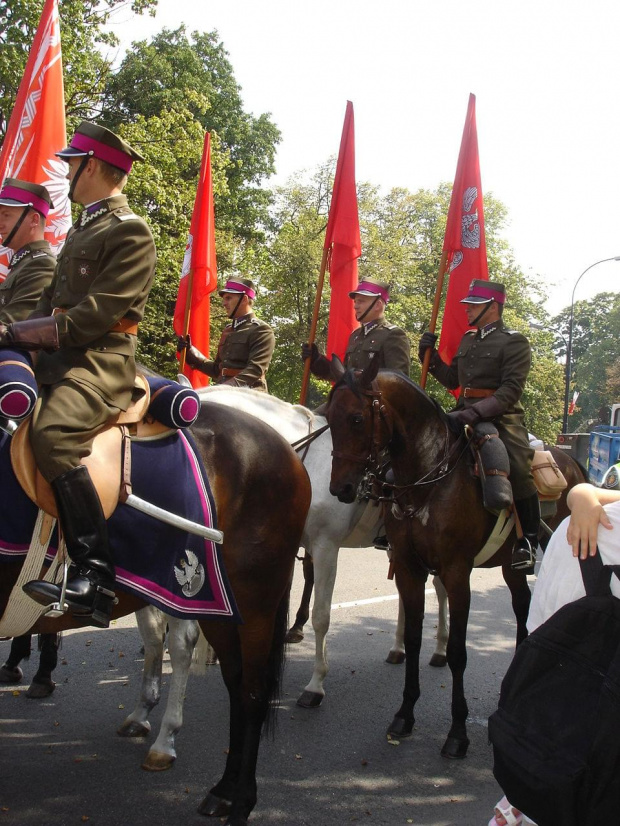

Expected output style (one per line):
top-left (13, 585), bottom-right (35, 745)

top-left (568, 390), bottom-right (579, 416)
top-left (0, 0), bottom-right (70, 278)
top-left (437, 93), bottom-right (489, 367)
top-left (173, 132), bottom-right (218, 389)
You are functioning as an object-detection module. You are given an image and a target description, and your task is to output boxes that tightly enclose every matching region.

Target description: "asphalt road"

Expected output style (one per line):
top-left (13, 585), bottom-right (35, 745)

top-left (0, 547), bottom-right (530, 826)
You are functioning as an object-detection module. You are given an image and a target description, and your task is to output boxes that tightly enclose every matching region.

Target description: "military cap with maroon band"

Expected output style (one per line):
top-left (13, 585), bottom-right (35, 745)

top-left (0, 178), bottom-right (54, 217)
top-left (348, 277), bottom-right (391, 303)
top-left (460, 279), bottom-right (506, 305)
top-left (55, 121), bottom-right (144, 174)
top-left (218, 277), bottom-right (256, 299)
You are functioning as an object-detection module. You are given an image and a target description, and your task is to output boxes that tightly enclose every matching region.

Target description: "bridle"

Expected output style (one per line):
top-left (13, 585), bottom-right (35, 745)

top-left (329, 378), bottom-right (472, 502)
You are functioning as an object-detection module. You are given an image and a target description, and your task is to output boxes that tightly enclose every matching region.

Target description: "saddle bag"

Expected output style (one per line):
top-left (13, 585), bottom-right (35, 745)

top-left (471, 422), bottom-right (512, 513)
top-left (488, 554), bottom-right (620, 826)
top-left (531, 449), bottom-right (567, 500)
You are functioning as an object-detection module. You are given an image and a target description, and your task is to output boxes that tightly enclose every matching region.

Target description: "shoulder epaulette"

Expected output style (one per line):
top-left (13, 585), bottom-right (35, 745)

top-left (114, 206), bottom-right (138, 222)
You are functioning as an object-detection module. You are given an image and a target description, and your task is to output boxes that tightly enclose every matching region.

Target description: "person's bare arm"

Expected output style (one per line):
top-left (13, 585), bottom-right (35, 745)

top-left (566, 483), bottom-right (620, 559)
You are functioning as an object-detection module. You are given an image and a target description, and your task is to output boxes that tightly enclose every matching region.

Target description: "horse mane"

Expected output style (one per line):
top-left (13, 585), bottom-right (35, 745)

top-left (328, 368), bottom-right (449, 425)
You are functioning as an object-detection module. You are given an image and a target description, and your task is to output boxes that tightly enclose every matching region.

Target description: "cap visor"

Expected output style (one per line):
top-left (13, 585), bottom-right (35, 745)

top-left (218, 289), bottom-right (245, 296)
top-left (460, 297), bottom-right (492, 304)
top-left (0, 197), bottom-right (27, 207)
top-left (55, 147), bottom-right (89, 159)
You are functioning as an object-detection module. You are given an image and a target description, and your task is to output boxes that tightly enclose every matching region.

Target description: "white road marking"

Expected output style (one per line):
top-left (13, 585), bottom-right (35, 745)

top-left (331, 587), bottom-right (436, 610)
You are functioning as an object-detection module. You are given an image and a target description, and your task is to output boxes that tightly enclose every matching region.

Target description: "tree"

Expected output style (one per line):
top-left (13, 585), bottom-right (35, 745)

top-left (102, 26), bottom-right (281, 240)
top-left (0, 0), bottom-right (158, 142)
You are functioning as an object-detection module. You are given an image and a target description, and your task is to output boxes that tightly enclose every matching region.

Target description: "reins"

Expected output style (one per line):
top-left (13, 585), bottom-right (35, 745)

top-left (291, 423), bottom-right (330, 462)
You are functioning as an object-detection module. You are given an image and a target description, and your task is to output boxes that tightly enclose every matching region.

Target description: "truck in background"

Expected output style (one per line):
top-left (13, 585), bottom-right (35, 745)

top-left (555, 405), bottom-right (620, 489)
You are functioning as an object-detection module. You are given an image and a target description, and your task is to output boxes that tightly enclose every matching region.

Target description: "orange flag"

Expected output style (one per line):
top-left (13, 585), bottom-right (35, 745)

top-left (173, 132), bottom-right (218, 389)
top-left (324, 101), bottom-right (361, 362)
top-left (0, 0), bottom-right (70, 279)
top-left (437, 93), bottom-right (489, 367)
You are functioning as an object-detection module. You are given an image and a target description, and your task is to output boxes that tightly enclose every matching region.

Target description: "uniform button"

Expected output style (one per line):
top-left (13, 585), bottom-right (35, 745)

top-left (66, 237), bottom-right (73, 244)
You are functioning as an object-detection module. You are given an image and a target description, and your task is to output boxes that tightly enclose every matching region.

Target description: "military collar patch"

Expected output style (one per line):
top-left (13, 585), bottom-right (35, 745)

top-left (479, 323), bottom-right (498, 340)
top-left (232, 314), bottom-right (251, 330)
top-left (362, 320), bottom-right (379, 336)
top-left (78, 200), bottom-right (110, 228)
top-left (8, 247), bottom-right (31, 269)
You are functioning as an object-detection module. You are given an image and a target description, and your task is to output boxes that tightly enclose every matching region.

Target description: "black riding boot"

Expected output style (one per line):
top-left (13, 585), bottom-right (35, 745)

top-left (23, 466), bottom-right (116, 628)
top-left (511, 492), bottom-right (541, 573)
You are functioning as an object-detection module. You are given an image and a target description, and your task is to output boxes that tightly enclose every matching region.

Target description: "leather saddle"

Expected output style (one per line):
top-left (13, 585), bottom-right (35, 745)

top-left (9, 374), bottom-right (173, 520)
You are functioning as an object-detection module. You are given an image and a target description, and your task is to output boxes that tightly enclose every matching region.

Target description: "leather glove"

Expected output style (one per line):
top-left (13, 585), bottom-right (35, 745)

top-left (176, 334), bottom-right (190, 353)
top-left (0, 317), bottom-right (59, 350)
top-left (418, 331), bottom-right (438, 364)
top-left (301, 341), bottom-right (320, 364)
top-left (446, 407), bottom-right (479, 434)
top-left (177, 334), bottom-right (207, 370)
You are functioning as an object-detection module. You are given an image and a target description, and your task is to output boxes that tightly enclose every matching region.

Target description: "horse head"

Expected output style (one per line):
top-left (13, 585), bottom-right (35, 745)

top-left (326, 356), bottom-right (392, 503)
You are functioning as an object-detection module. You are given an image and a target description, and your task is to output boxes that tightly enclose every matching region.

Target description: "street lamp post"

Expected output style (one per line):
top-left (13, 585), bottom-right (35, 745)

top-left (562, 256), bottom-right (620, 433)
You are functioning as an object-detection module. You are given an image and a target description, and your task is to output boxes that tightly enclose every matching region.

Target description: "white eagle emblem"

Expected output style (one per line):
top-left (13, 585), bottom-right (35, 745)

top-left (174, 549), bottom-right (205, 598)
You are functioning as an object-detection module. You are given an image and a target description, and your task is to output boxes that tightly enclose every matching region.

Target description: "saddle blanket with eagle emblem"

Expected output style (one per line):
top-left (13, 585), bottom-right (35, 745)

top-left (0, 430), bottom-right (240, 622)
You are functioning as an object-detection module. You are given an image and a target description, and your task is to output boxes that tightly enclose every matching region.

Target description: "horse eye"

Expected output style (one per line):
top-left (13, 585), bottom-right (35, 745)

top-left (351, 414), bottom-right (364, 426)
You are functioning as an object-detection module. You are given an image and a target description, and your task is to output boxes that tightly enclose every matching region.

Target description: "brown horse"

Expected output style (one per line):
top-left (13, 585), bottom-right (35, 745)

top-left (325, 359), bottom-right (585, 761)
top-left (0, 401), bottom-right (311, 826)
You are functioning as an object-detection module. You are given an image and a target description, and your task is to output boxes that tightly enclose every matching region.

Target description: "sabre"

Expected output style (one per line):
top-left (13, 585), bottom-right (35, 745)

top-left (124, 493), bottom-right (223, 543)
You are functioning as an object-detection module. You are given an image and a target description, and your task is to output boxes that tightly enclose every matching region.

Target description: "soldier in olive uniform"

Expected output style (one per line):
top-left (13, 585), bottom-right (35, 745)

top-left (0, 121), bottom-right (157, 627)
top-left (0, 178), bottom-right (56, 324)
top-left (302, 277), bottom-right (411, 379)
top-left (177, 277), bottom-right (275, 392)
top-left (418, 279), bottom-right (539, 572)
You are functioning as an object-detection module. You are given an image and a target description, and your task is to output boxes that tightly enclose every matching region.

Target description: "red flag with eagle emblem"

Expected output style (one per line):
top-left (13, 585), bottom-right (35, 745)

top-left (0, 0), bottom-right (70, 279)
top-left (437, 93), bottom-right (489, 367)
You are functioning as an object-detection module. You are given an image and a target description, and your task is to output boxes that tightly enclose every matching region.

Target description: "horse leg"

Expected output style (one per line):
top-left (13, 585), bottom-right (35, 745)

top-left (502, 564), bottom-right (531, 647)
top-left (25, 633), bottom-right (59, 698)
top-left (142, 617), bottom-right (200, 771)
top-left (117, 605), bottom-right (166, 739)
top-left (285, 551), bottom-right (314, 644)
top-left (429, 575), bottom-right (449, 667)
top-left (296, 541), bottom-right (339, 708)
top-left (386, 593), bottom-right (406, 664)
top-left (0, 633), bottom-right (32, 684)
top-left (387, 567), bottom-right (426, 738)
top-left (440, 568), bottom-right (472, 759)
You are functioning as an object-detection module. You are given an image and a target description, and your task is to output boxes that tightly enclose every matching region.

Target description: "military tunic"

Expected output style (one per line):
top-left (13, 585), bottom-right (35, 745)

top-left (428, 321), bottom-right (536, 499)
top-left (0, 241), bottom-right (56, 324)
top-left (311, 317), bottom-right (411, 380)
top-left (194, 312), bottom-right (275, 392)
top-left (30, 194), bottom-right (157, 481)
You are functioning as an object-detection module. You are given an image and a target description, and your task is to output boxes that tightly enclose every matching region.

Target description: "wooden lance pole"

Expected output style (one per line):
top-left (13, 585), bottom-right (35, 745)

top-left (420, 249), bottom-right (450, 389)
top-left (299, 246), bottom-right (330, 406)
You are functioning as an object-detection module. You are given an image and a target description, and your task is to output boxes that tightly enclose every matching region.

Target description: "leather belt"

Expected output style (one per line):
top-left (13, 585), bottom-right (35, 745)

top-left (52, 307), bottom-right (139, 336)
top-left (220, 367), bottom-right (242, 377)
top-left (462, 387), bottom-right (495, 399)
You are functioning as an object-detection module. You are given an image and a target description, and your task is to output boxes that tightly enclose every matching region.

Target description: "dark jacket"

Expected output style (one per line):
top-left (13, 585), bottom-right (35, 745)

top-left (0, 241), bottom-right (56, 324)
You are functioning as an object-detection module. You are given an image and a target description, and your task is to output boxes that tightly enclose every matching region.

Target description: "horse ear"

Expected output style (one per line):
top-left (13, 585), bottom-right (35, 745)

top-left (359, 353), bottom-right (380, 388)
top-left (330, 354), bottom-right (346, 382)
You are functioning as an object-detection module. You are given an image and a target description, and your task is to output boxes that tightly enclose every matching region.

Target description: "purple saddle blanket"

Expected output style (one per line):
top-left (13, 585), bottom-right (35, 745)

top-left (0, 429), bottom-right (240, 622)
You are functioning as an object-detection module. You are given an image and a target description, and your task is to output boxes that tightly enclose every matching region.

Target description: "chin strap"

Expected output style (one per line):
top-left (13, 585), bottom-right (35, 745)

top-left (228, 294), bottom-right (245, 319)
top-left (470, 302), bottom-right (493, 327)
top-left (2, 206), bottom-right (30, 248)
top-left (357, 295), bottom-right (381, 324)
top-left (68, 154), bottom-right (92, 202)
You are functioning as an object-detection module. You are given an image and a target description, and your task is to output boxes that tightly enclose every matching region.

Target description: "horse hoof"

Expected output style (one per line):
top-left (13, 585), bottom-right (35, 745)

top-left (142, 750), bottom-right (175, 771)
top-left (0, 665), bottom-right (23, 684)
top-left (285, 628), bottom-right (304, 644)
top-left (296, 690), bottom-right (324, 708)
top-left (117, 719), bottom-right (151, 738)
top-left (25, 679), bottom-right (55, 699)
top-left (441, 735), bottom-right (470, 759)
top-left (197, 792), bottom-right (231, 817)
top-left (429, 653), bottom-right (447, 668)
top-left (387, 715), bottom-right (414, 738)
top-left (385, 650), bottom-right (405, 665)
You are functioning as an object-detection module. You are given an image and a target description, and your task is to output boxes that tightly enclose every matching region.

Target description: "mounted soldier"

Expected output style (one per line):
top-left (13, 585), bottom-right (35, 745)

top-left (0, 179), bottom-right (56, 325)
top-left (302, 276), bottom-right (411, 379)
top-left (177, 276), bottom-right (275, 392)
top-left (418, 279), bottom-right (539, 572)
top-left (0, 121), bottom-right (157, 627)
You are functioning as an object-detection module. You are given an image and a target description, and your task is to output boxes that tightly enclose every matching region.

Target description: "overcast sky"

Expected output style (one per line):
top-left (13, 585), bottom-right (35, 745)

top-left (106, 0), bottom-right (620, 316)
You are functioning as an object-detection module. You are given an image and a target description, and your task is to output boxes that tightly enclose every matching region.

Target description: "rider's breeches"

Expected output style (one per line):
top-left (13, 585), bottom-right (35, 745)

top-left (496, 415), bottom-right (536, 500)
top-left (30, 381), bottom-right (120, 482)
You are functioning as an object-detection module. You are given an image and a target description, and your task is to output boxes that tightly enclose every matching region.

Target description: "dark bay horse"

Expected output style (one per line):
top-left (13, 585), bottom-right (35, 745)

top-left (0, 402), bottom-right (311, 826)
top-left (325, 359), bottom-right (585, 761)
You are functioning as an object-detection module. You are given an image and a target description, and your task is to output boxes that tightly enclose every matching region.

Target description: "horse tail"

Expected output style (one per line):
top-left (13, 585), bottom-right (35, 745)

top-left (262, 583), bottom-right (291, 738)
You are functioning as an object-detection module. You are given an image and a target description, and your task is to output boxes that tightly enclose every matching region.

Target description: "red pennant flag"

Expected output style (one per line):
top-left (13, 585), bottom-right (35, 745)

top-left (173, 132), bottom-right (218, 389)
top-left (568, 390), bottom-right (579, 416)
top-left (324, 101), bottom-right (361, 362)
top-left (437, 93), bottom-right (489, 367)
top-left (0, 0), bottom-right (70, 279)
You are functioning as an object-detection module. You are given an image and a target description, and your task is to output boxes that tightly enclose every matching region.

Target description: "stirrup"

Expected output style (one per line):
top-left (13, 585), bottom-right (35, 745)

top-left (511, 538), bottom-right (536, 572)
top-left (41, 556), bottom-right (71, 619)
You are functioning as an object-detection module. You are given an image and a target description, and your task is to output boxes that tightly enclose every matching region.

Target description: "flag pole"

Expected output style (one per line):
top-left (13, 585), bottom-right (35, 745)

top-left (178, 267), bottom-right (195, 374)
top-left (420, 250), bottom-right (449, 390)
top-left (299, 246), bottom-right (329, 405)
